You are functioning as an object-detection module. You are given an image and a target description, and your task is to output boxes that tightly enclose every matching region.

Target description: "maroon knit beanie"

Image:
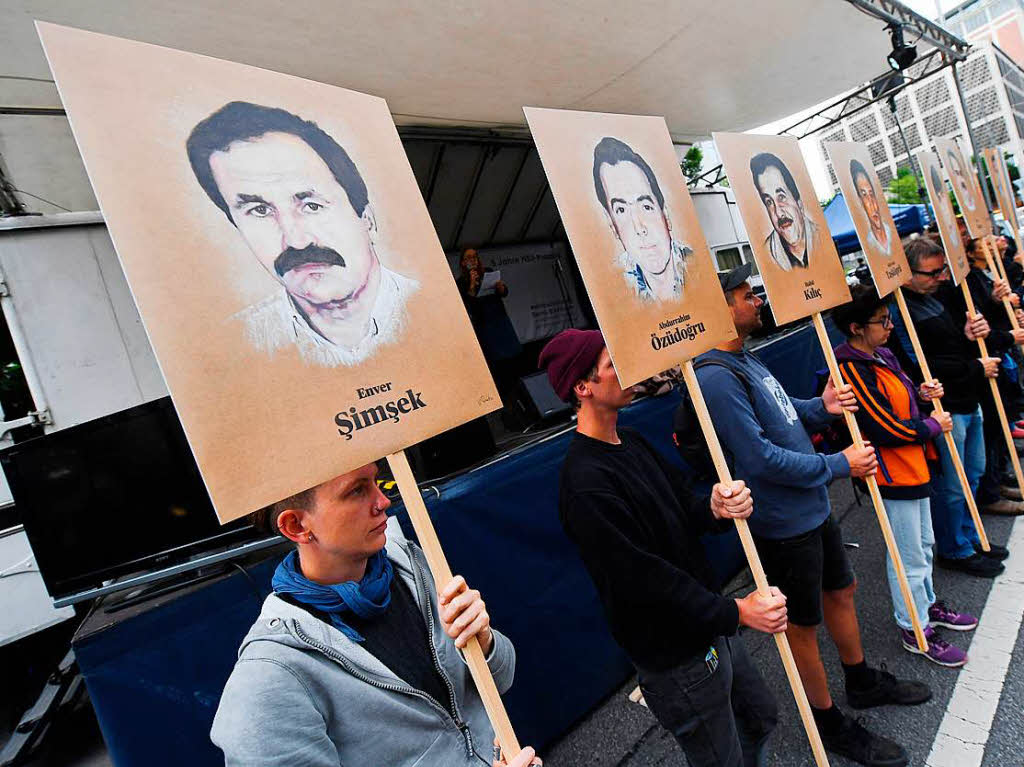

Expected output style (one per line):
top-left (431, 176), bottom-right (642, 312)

top-left (538, 329), bottom-right (606, 402)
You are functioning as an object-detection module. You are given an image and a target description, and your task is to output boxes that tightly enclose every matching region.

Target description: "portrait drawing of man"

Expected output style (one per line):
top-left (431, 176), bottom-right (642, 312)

top-left (187, 101), bottom-right (418, 367)
top-left (749, 152), bottom-right (825, 271)
top-left (592, 137), bottom-right (691, 302)
top-left (849, 159), bottom-right (893, 259)
top-left (945, 148), bottom-right (977, 213)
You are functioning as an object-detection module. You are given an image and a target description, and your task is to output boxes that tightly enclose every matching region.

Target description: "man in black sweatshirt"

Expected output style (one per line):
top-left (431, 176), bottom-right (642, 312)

top-left (539, 328), bottom-right (786, 767)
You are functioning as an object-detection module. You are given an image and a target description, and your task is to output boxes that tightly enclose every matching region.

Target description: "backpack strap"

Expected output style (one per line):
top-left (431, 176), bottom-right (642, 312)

top-left (692, 359), bottom-right (755, 406)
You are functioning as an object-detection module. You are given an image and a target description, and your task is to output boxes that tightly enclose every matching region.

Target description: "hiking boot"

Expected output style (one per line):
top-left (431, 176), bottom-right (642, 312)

top-left (981, 498), bottom-right (1024, 516)
top-left (976, 542), bottom-right (1009, 561)
top-left (821, 714), bottom-right (908, 766)
top-left (901, 627), bottom-right (968, 667)
top-left (928, 600), bottom-right (978, 631)
top-left (846, 663), bottom-right (931, 709)
top-left (999, 484), bottom-right (1023, 500)
top-left (936, 552), bottom-right (1005, 577)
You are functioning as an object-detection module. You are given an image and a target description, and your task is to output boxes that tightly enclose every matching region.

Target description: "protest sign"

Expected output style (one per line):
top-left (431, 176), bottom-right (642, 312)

top-left (823, 141), bottom-right (909, 297)
top-left (525, 107), bottom-right (736, 386)
top-left (713, 132), bottom-right (850, 324)
top-left (38, 23), bottom-right (500, 525)
top-left (934, 137), bottom-right (991, 239)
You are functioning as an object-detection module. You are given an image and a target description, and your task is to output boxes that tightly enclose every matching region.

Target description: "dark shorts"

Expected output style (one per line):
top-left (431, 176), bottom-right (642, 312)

top-left (753, 514), bottom-right (856, 626)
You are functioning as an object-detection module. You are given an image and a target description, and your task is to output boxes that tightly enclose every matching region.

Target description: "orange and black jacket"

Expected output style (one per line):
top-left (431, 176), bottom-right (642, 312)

top-left (835, 343), bottom-right (941, 500)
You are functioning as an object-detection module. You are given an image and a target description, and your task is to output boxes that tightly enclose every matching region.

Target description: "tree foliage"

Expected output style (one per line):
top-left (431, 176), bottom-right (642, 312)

top-left (886, 166), bottom-right (920, 204)
top-left (680, 145), bottom-right (703, 181)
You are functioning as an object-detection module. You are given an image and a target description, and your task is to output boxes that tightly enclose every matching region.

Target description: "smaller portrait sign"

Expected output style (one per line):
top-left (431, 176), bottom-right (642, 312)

top-left (713, 132), bottom-right (850, 324)
top-left (918, 150), bottom-right (970, 285)
top-left (524, 107), bottom-right (736, 387)
top-left (982, 147), bottom-right (1019, 234)
top-left (824, 141), bottom-right (910, 297)
top-left (934, 137), bottom-right (991, 239)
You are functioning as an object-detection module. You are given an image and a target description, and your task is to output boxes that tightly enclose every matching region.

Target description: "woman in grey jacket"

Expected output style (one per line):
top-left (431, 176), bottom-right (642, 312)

top-left (210, 462), bottom-right (535, 767)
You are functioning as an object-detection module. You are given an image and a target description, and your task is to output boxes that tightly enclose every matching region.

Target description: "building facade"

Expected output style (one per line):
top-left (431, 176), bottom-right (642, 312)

top-left (817, 40), bottom-right (1024, 202)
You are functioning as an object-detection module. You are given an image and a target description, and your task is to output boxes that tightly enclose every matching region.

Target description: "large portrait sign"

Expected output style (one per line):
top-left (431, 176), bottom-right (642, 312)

top-left (982, 147), bottom-right (1019, 234)
top-left (38, 24), bottom-right (499, 522)
top-left (713, 132), bottom-right (850, 324)
top-left (823, 141), bottom-right (910, 297)
top-left (934, 137), bottom-right (991, 239)
top-left (524, 107), bottom-right (736, 386)
top-left (918, 150), bottom-right (970, 285)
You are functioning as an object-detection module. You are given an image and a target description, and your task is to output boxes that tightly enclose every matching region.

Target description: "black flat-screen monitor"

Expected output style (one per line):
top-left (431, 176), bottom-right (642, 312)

top-left (0, 397), bottom-right (265, 601)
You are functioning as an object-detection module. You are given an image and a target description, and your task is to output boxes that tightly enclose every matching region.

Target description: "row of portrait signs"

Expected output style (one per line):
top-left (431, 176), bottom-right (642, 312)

top-left (37, 21), bottom-right (1012, 762)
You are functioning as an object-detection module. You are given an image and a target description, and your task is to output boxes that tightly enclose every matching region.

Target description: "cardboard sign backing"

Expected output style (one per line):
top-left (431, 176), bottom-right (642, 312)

top-left (934, 137), bottom-right (991, 239)
top-left (823, 141), bottom-right (910, 298)
top-left (982, 147), bottom-right (1019, 234)
top-left (525, 107), bottom-right (736, 387)
top-left (713, 133), bottom-right (850, 324)
top-left (917, 150), bottom-right (970, 286)
top-left (38, 23), bottom-right (500, 522)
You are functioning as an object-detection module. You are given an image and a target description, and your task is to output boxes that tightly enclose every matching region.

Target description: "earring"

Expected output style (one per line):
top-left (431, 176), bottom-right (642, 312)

top-left (306, 531), bottom-right (316, 543)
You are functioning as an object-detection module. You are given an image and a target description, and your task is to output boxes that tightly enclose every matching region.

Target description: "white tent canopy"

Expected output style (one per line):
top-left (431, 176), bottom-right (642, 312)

top-left (2, 0), bottom-right (933, 141)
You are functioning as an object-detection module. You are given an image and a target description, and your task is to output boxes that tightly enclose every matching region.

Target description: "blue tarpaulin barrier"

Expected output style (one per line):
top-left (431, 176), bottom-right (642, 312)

top-left (824, 192), bottom-right (928, 256)
top-left (73, 322), bottom-right (830, 764)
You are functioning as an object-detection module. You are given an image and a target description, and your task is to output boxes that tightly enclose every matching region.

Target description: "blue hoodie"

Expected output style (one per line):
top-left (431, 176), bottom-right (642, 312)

top-left (694, 348), bottom-right (850, 540)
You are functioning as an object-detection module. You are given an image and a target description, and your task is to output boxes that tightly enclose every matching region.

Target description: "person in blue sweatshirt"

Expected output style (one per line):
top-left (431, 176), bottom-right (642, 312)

top-left (694, 264), bottom-right (930, 767)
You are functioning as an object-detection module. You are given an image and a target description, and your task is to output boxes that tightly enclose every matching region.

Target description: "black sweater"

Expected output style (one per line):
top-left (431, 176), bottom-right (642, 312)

top-left (558, 428), bottom-right (740, 672)
top-left (887, 285), bottom-right (985, 414)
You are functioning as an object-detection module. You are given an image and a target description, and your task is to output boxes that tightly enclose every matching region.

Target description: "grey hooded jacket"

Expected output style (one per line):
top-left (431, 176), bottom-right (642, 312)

top-left (210, 529), bottom-right (515, 766)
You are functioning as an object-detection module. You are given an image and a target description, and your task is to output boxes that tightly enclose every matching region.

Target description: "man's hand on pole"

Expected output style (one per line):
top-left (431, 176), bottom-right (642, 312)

top-left (823, 379), bottom-right (858, 415)
top-left (980, 356), bottom-right (1001, 378)
top-left (965, 312), bottom-right (990, 341)
top-left (493, 741), bottom-right (541, 767)
top-left (842, 442), bottom-right (878, 477)
top-left (992, 279), bottom-right (1011, 302)
top-left (439, 575), bottom-right (494, 655)
top-left (710, 480), bottom-right (753, 521)
top-left (918, 379), bottom-right (944, 401)
top-left (736, 587), bottom-right (788, 634)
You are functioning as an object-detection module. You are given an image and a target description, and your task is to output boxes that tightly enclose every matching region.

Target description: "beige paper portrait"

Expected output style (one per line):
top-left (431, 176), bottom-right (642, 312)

top-left (934, 137), bottom-right (991, 239)
top-left (823, 141), bottom-right (910, 298)
top-left (524, 107), bottom-right (736, 387)
top-left (713, 132), bottom-right (850, 325)
top-left (38, 23), bottom-right (499, 523)
top-left (918, 150), bottom-right (970, 285)
top-left (982, 148), bottom-right (1019, 234)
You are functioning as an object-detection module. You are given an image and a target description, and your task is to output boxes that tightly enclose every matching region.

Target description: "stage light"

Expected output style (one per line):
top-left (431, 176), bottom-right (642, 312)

top-left (887, 24), bottom-right (917, 71)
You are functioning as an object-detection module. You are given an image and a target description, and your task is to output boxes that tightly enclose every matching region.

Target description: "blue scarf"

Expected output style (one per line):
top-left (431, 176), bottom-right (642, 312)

top-left (272, 548), bottom-right (393, 643)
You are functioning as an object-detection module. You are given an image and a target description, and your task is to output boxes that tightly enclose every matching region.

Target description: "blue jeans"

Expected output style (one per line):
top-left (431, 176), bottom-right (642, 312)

top-left (882, 497), bottom-right (935, 630)
top-left (929, 407), bottom-right (984, 559)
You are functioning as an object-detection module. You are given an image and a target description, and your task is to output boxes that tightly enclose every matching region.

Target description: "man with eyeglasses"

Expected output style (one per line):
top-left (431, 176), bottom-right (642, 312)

top-left (887, 236), bottom-right (1009, 577)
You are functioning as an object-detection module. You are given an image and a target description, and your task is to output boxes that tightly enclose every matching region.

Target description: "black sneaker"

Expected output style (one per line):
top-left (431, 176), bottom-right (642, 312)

top-left (936, 552), bottom-right (1005, 577)
top-left (846, 663), bottom-right (931, 709)
top-left (975, 542), bottom-right (1009, 561)
top-left (821, 714), bottom-right (908, 766)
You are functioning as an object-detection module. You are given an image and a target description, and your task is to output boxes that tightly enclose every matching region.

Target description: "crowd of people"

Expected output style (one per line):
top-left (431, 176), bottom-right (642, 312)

top-left (208, 223), bottom-right (1023, 767)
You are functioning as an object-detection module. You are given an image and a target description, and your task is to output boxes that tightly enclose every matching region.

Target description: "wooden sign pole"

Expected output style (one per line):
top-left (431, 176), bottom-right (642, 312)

top-left (979, 235), bottom-right (1020, 333)
top-left (386, 450), bottom-right (521, 756)
top-left (892, 288), bottom-right (990, 550)
top-left (810, 313), bottom-right (929, 651)
top-left (681, 361), bottom-right (830, 767)
top-left (956, 283), bottom-right (1024, 492)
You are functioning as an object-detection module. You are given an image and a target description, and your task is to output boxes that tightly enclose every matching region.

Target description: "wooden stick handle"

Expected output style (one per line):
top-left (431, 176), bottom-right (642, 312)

top-left (893, 289), bottom-right (989, 550)
top-left (386, 451), bottom-right (521, 756)
top-left (682, 361), bottom-right (830, 767)
top-left (959, 281), bottom-right (1024, 493)
top-left (980, 236), bottom-right (1019, 331)
top-left (811, 313), bottom-right (929, 651)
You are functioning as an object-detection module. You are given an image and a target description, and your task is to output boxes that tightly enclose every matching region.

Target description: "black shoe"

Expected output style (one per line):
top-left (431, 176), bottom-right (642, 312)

top-left (846, 663), bottom-right (931, 709)
top-left (976, 542), bottom-right (1010, 561)
top-left (937, 552), bottom-right (1005, 577)
top-left (821, 714), bottom-right (908, 766)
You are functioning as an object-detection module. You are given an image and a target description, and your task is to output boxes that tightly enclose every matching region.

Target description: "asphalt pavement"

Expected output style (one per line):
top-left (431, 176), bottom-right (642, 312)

top-left (544, 479), bottom-right (1023, 767)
